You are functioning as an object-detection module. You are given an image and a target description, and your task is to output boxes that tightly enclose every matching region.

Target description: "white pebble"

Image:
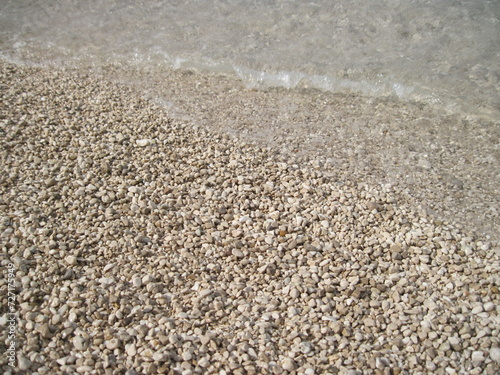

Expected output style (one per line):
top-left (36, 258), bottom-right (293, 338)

top-left (282, 357), bottom-right (296, 371)
top-left (136, 139), bottom-right (151, 146)
top-left (65, 255), bottom-right (78, 265)
top-left (106, 338), bottom-right (121, 350)
top-left (471, 305), bottom-right (483, 314)
top-left (483, 302), bottom-right (495, 312)
top-left (73, 336), bottom-right (87, 351)
top-left (471, 351), bottom-right (485, 362)
top-left (490, 347), bottom-right (500, 363)
top-left (132, 277), bottom-right (142, 288)
top-left (232, 249), bottom-right (244, 258)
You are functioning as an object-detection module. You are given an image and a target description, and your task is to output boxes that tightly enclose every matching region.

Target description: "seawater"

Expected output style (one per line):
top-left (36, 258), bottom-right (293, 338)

top-left (0, 0), bottom-right (498, 120)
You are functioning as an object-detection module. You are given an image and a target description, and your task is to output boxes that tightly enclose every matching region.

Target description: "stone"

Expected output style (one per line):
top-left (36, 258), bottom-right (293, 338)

top-left (77, 366), bottom-right (94, 373)
top-left (153, 351), bottom-right (168, 362)
top-left (483, 302), bottom-right (495, 312)
top-left (45, 178), bottom-right (57, 187)
top-left (489, 347), bottom-right (500, 363)
top-left (232, 249), bottom-right (244, 258)
top-left (73, 336), bottom-right (88, 351)
top-left (65, 255), bottom-right (78, 266)
top-left (2, 58), bottom-right (499, 375)
top-left (18, 356), bottom-right (32, 370)
top-left (132, 277), bottom-right (142, 288)
top-left (106, 338), bottom-right (121, 350)
top-left (136, 139), bottom-right (152, 147)
top-left (126, 343), bottom-right (137, 356)
top-left (471, 305), bottom-right (484, 314)
top-left (448, 336), bottom-right (462, 351)
top-left (199, 289), bottom-right (213, 298)
top-left (471, 351), bottom-right (485, 363)
top-left (282, 357), bottom-right (296, 371)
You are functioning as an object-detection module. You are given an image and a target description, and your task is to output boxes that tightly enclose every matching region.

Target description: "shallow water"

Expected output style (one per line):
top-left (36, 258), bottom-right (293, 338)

top-left (0, 0), bottom-right (498, 120)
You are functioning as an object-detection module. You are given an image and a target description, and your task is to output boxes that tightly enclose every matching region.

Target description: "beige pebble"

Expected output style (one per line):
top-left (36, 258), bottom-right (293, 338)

top-left (483, 302), bottom-right (495, 312)
top-left (65, 255), bottom-right (78, 265)
top-left (282, 357), bottom-right (296, 371)
top-left (18, 356), bottom-right (32, 370)
top-left (136, 139), bottom-right (152, 146)
top-left (106, 338), bottom-right (121, 350)
top-left (73, 336), bottom-right (88, 351)
top-left (490, 347), bottom-right (500, 363)
top-left (125, 343), bottom-right (137, 356)
top-left (471, 351), bottom-right (485, 362)
top-left (232, 249), bottom-right (244, 258)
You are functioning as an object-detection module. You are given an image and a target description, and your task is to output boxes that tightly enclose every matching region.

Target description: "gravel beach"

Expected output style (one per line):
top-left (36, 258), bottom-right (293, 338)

top-left (1, 61), bottom-right (499, 374)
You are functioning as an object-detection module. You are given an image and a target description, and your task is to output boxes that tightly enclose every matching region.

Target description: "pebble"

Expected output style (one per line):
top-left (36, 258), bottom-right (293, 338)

top-left (490, 347), bottom-right (500, 363)
top-left (77, 366), bottom-right (94, 373)
top-left (471, 306), bottom-right (484, 314)
top-left (18, 357), bottom-right (32, 370)
top-left (132, 277), bottom-right (142, 288)
top-left (65, 255), bottom-right (78, 266)
top-left (448, 337), bottom-right (462, 351)
top-left (1, 60), bottom-right (499, 375)
top-left (282, 357), bottom-right (296, 371)
top-left (106, 338), bottom-right (121, 350)
top-left (152, 352), bottom-right (168, 362)
top-left (232, 249), bottom-right (244, 258)
top-left (483, 302), bottom-right (495, 312)
top-left (125, 343), bottom-right (137, 357)
top-left (73, 336), bottom-right (88, 351)
top-left (136, 139), bottom-right (152, 147)
top-left (199, 289), bottom-right (213, 298)
top-left (471, 351), bottom-right (485, 363)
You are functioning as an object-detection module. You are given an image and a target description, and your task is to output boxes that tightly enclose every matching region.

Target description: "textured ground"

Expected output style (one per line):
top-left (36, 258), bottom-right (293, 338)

top-left (98, 63), bottom-right (500, 243)
top-left (0, 61), bottom-right (499, 374)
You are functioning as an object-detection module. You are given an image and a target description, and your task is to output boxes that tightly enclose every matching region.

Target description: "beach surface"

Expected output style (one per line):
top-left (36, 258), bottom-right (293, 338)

top-left (1, 60), bottom-right (499, 374)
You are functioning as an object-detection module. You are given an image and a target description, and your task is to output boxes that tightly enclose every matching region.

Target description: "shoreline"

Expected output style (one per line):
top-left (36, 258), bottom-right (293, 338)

top-left (1, 60), bottom-right (499, 374)
top-left (94, 61), bottom-right (499, 243)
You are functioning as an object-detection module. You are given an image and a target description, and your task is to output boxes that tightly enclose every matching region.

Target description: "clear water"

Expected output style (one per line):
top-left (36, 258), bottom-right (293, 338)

top-left (0, 0), bottom-right (499, 119)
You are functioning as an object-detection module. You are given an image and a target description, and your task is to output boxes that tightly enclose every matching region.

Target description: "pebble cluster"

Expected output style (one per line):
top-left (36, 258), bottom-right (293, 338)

top-left (0, 61), bottom-right (499, 375)
top-left (99, 64), bottom-right (500, 242)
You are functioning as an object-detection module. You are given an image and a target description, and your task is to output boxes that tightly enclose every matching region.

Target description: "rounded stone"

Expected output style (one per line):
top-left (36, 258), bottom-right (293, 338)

top-left (282, 357), bottom-right (296, 371)
top-left (73, 336), bottom-right (88, 351)
top-left (483, 302), bottom-right (495, 312)
top-left (106, 338), bottom-right (121, 350)
top-left (65, 255), bottom-right (78, 266)
top-left (490, 347), bottom-right (500, 363)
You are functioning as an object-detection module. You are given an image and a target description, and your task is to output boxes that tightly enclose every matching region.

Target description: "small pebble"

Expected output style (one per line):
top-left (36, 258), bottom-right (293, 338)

top-left (490, 347), bottom-right (500, 363)
top-left (232, 249), bottom-right (244, 258)
top-left (65, 255), bottom-right (78, 266)
top-left (18, 357), bottom-right (32, 370)
top-left (471, 351), bottom-right (485, 363)
top-left (282, 357), bottom-right (296, 371)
